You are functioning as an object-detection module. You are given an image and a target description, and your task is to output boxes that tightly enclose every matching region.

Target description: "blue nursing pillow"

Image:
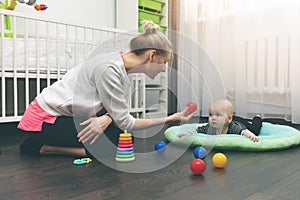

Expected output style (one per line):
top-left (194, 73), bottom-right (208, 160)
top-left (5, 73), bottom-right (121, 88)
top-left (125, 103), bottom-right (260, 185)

top-left (164, 122), bottom-right (300, 151)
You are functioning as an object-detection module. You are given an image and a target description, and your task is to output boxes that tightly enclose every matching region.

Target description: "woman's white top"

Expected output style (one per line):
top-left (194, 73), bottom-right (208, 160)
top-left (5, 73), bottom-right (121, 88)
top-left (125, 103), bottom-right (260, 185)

top-left (36, 51), bottom-right (135, 131)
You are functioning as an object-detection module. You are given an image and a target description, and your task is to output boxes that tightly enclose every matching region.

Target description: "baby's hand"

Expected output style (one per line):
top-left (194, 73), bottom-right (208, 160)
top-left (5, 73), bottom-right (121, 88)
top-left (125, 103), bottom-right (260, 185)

top-left (178, 133), bottom-right (186, 138)
top-left (178, 130), bottom-right (195, 138)
top-left (242, 130), bottom-right (259, 142)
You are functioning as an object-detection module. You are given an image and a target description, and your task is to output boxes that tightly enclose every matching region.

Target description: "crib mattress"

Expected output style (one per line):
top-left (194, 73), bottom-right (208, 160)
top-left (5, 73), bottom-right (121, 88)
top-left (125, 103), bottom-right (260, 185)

top-left (0, 37), bottom-right (92, 73)
top-left (164, 122), bottom-right (300, 151)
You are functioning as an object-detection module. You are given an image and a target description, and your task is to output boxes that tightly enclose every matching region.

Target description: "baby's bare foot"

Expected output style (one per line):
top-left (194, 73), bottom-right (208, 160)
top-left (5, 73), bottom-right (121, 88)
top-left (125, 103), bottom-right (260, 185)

top-left (39, 145), bottom-right (47, 154)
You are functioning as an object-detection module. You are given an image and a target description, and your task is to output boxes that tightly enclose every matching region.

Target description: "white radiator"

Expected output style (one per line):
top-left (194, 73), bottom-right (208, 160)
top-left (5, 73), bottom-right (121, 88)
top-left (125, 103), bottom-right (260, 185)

top-left (244, 35), bottom-right (290, 94)
top-left (233, 33), bottom-right (296, 118)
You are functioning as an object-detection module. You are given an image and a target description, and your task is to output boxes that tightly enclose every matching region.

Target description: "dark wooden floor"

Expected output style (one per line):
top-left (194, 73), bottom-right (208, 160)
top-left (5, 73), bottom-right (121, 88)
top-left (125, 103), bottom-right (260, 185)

top-left (1, 118), bottom-right (300, 200)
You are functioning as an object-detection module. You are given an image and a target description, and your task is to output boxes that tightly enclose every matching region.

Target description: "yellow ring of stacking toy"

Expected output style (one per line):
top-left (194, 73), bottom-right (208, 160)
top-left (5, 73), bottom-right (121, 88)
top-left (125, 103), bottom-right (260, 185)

top-left (119, 133), bottom-right (132, 138)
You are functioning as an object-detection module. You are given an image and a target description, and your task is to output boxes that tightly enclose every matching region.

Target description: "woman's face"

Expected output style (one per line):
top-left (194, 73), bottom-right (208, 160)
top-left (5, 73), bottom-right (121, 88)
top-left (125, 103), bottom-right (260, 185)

top-left (144, 51), bottom-right (172, 79)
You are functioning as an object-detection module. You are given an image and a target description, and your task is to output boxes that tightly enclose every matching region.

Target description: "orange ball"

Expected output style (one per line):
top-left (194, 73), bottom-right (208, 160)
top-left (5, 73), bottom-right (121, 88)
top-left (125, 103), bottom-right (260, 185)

top-left (212, 153), bottom-right (227, 168)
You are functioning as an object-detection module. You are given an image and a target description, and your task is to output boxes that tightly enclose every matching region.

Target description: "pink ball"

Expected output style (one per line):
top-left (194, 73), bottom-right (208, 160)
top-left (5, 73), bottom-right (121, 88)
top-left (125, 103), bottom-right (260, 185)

top-left (190, 159), bottom-right (206, 175)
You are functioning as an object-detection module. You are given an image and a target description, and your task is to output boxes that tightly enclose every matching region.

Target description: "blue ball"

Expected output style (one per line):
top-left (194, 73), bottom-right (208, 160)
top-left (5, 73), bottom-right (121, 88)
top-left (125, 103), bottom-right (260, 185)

top-left (154, 141), bottom-right (166, 152)
top-left (193, 147), bottom-right (207, 159)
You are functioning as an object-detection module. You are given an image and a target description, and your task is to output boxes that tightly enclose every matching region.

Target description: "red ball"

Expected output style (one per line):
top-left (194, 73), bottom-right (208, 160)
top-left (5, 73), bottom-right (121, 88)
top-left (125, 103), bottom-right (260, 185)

top-left (186, 101), bottom-right (198, 113)
top-left (190, 159), bottom-right (206, 175)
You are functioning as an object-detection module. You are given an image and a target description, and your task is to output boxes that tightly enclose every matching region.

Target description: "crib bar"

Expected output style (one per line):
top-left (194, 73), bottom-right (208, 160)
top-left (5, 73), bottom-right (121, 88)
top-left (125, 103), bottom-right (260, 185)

top-left (75, 26), bottom-right (78, 66)
top-left (25, 18), bottom-right (29, 108)
top-left (66, 25), bottom-right (69, 71)
top-left (83, 29), bottom-right (85, 64)
top-left (46, 21), bottom-right (50, 87)
top-left (13, 16), bottom-right (18, 117)
top-left (36, 19), bottom-right (41, 95)
top-left (92, 29), bottom-right (95, 51)
top-left (56, 23), bottom-right (61, 80)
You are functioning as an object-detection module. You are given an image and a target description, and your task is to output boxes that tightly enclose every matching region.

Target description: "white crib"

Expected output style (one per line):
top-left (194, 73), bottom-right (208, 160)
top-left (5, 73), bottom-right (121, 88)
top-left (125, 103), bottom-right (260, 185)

top-left (0, 9), bottom-right (135, 122)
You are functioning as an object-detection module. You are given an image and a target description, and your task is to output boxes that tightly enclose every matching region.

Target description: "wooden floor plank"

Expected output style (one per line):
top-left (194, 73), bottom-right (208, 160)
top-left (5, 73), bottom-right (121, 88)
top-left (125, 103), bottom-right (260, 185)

top-left (244, 170), bottom-right (300, 200)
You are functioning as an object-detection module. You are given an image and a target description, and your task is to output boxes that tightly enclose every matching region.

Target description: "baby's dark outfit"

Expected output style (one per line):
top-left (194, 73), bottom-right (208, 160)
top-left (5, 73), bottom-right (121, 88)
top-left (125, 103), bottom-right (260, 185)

top-left (197, 116), bottom-right (262, 136)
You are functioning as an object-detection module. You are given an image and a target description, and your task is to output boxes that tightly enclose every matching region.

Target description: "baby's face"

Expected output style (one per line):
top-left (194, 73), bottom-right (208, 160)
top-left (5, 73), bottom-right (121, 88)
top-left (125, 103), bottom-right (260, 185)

top-left (208, 107), bottom-right (230, 130)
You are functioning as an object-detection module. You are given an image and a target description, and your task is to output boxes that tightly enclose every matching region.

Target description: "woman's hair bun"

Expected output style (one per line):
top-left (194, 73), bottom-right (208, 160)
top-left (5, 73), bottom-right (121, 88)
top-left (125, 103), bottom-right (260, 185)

top-left (141, 20), bottom-right (160, 34)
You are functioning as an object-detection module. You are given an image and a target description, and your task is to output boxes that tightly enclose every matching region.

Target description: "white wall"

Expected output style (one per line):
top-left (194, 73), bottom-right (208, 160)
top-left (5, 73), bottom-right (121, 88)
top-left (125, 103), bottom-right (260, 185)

top-left (14, 0), bottom-right (116, 28)
top-left (116, 0), bottom-right (138, 30)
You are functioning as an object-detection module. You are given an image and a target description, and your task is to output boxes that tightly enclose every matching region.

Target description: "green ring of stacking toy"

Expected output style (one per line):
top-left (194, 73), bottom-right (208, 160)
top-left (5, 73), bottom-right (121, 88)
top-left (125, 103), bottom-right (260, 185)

top-left (116, 154), bottom-right (135, 158)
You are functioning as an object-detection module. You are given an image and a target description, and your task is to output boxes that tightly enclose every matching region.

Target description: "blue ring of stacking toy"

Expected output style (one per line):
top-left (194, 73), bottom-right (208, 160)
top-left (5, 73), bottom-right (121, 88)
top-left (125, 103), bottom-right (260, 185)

top-left (164, 122), bottom-right (300, 151)
top-left (117, 150), bottom-right (134, 155)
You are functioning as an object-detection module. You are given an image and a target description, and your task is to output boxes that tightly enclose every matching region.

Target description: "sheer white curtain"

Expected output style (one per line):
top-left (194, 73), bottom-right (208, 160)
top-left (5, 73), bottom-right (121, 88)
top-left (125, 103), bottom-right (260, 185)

top-left (177, 0), bottom-right (300, 123)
